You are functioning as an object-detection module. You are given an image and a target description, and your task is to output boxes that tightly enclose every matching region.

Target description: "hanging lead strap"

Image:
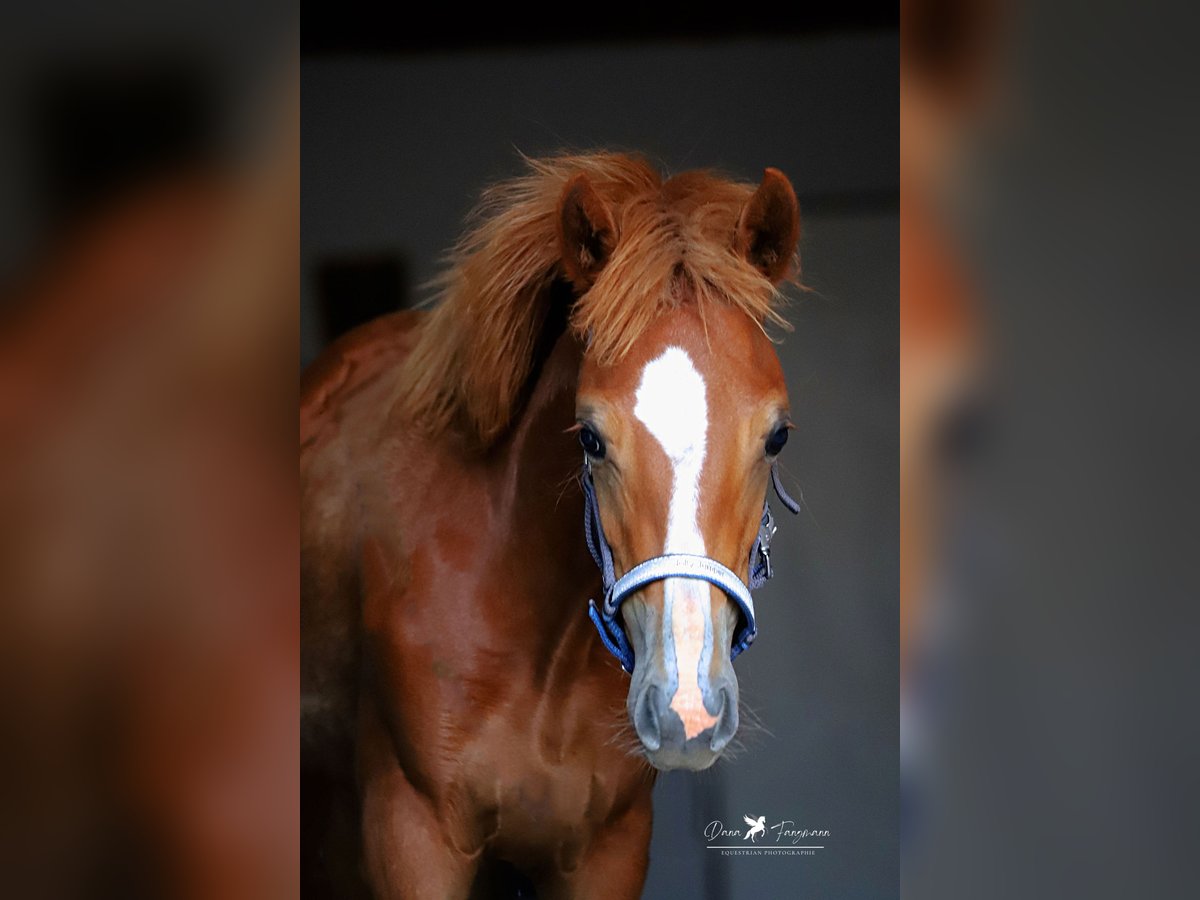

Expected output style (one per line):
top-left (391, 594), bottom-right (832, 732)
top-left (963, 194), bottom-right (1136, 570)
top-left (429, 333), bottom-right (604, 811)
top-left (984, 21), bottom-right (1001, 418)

top-left (748, 462), bottom-right (801, 590)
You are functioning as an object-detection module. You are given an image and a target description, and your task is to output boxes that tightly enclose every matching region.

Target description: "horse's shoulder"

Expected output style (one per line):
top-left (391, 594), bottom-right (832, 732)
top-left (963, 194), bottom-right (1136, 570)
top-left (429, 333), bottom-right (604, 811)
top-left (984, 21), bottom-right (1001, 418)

top-left (301, 310), bottom-right (424, 456)
top-left (301, 314), bottom-right (427, 767)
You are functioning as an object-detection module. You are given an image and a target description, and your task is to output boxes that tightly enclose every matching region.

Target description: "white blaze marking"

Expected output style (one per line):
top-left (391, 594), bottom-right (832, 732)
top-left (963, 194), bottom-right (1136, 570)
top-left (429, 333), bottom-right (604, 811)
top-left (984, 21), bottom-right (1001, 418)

top-left (634, 347), bottom-right (718, 740)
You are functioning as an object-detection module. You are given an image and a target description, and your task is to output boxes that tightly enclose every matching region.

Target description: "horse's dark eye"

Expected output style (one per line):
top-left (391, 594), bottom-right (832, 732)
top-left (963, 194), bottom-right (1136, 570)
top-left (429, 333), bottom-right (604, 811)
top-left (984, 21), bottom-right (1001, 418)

top-left (579, 425), bottom-right (606, 459)
top-left (765, 426), bottom-right (789, 456)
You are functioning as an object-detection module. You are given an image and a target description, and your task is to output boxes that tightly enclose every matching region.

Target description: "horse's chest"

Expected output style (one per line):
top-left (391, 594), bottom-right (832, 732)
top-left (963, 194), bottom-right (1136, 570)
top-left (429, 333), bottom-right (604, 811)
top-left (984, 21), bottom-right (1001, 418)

top-left (475, 718), bottom-right (602, 822)
top-left (455, 698), bottom-right (626, 853)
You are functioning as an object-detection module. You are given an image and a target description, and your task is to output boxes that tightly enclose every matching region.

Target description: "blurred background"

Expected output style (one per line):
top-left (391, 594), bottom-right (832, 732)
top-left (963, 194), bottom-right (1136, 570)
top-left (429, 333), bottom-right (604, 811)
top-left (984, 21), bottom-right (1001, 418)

top-left (0, 3), bottom-right (296, 897)
top-left (901, 1), bottom-right (1200, 899)
top-left (303, 9), bottom-right (898, 899)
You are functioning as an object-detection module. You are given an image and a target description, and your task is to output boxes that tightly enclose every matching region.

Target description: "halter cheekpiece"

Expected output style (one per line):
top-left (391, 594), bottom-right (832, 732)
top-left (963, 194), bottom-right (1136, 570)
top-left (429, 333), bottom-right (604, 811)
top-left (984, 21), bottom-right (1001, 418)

top-left (583, 461), bottom-right (799, 673)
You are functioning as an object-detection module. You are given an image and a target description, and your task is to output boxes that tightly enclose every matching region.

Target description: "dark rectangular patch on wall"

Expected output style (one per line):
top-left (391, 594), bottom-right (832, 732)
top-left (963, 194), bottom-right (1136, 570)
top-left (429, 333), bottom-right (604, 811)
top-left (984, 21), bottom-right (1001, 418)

top-left (315, 254), bottom-right (408, 343)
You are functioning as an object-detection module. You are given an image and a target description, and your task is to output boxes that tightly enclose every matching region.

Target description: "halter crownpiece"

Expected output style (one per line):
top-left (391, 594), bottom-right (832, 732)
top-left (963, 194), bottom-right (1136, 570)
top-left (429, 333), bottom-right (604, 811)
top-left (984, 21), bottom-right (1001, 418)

top-left (582, 462), bottom-right (800, 673)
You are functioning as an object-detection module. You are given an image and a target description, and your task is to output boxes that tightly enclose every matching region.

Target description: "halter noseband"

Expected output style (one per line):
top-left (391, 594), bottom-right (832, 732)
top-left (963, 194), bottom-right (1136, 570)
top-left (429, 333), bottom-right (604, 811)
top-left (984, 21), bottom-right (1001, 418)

top-left (583, 462), bottom-right (800, 673)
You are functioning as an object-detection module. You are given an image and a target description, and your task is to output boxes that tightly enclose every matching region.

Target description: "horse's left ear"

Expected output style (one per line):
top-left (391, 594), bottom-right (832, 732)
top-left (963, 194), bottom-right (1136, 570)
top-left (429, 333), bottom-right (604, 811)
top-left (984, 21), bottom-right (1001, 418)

top-left (558, 173), bottom-right (617, 291)
top-left (735, 168), bottom-right (801, 284)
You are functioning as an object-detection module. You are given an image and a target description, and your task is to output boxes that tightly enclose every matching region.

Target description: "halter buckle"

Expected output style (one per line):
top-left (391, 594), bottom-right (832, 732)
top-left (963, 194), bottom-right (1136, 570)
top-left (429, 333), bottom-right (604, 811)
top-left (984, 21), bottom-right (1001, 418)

top-left (602, 587), bottom-right (618, 618)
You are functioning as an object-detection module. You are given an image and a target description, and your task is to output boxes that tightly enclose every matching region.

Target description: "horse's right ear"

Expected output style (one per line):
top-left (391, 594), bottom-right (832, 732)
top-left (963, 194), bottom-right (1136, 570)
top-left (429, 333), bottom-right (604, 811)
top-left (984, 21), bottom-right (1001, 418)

top-left (736, 167), bottom-right (801, 284)
top-left (558, 173), bottom-right (617, 291)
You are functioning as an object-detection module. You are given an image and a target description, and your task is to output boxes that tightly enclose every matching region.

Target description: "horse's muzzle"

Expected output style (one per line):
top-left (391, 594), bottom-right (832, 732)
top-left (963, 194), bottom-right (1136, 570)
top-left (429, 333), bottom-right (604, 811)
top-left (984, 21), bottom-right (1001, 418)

top-left (630, 678), bottom-right (739, 770)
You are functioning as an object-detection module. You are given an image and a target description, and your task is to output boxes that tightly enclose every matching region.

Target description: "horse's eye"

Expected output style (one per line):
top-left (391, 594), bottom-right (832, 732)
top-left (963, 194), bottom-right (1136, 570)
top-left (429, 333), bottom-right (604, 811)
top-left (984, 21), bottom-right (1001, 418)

top-left (579, 425), bottom-right (606, 460)
top-left (765, 425), bottom-right (789, 457)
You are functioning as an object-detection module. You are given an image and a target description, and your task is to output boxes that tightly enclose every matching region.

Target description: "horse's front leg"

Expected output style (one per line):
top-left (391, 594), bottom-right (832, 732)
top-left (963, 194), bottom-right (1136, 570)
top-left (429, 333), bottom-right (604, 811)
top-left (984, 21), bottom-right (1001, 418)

top-left (358, 712), bottom-right (480, 899)
top-left (545, 797), bottom-right (654, 900)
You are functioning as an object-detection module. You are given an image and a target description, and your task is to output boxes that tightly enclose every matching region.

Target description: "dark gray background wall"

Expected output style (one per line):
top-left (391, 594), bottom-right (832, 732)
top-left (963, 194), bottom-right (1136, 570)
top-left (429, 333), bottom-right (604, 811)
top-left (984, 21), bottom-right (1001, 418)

top-left (302, 32), bottom-right (897, 898)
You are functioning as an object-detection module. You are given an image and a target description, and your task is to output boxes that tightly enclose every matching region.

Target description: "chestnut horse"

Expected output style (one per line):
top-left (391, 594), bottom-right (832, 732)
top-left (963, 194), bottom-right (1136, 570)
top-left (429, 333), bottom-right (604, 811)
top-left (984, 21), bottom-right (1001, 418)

top-left (301, 153), bottom-right (801, 898)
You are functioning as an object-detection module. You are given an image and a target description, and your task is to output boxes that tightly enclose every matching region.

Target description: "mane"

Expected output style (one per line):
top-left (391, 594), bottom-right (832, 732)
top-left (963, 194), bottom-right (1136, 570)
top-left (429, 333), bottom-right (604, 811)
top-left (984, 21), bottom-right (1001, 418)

top-left (396, 151), bottom-right (797, 444)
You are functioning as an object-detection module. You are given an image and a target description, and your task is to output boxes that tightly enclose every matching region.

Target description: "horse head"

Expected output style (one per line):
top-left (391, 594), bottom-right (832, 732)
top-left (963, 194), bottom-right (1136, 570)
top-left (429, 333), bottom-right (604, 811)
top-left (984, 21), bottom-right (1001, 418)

top-left (562, 166), bottom-right (801, 770)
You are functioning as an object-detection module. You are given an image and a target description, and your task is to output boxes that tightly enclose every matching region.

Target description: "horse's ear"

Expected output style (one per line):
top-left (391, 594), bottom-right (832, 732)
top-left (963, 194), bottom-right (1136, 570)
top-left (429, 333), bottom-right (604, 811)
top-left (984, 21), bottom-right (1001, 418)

top-left (558, 173), bottom-right (617, 290)
top-left (735, 167), bottom-right (800, 284)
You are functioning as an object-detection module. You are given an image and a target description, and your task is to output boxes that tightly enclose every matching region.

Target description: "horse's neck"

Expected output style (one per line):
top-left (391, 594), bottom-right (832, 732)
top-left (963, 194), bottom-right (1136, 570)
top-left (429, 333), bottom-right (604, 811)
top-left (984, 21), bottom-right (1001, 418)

top-left (496, 326), bottom-right (584, 530)
top-left (490, 328), bottom-right (598, 610)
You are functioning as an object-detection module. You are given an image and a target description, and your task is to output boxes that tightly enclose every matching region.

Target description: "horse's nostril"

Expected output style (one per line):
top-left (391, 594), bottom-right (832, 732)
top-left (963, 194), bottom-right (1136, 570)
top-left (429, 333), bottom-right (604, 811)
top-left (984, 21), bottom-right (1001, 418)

top-left (709, 685), bottom-right (739, 753)
top-left (633, 684), bottom-right (663, 752)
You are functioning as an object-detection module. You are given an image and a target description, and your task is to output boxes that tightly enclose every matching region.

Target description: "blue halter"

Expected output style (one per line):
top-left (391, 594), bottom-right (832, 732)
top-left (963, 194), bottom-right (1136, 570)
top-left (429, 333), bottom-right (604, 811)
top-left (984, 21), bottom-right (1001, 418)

top-left (583, 462), bottom-right (800, 673)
